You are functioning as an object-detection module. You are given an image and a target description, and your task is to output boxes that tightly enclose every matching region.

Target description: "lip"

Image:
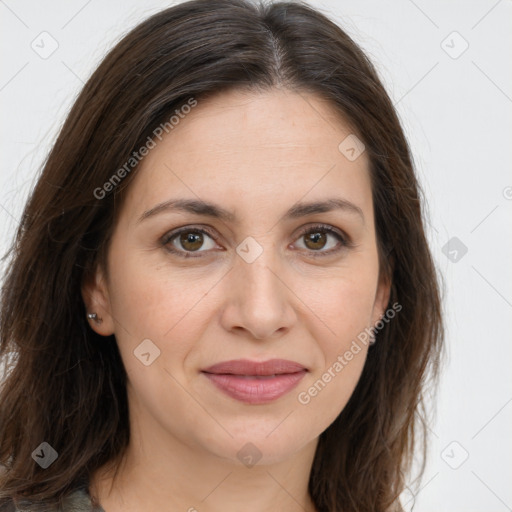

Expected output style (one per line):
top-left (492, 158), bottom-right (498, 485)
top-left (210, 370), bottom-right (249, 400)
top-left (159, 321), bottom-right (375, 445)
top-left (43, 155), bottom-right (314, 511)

top-left (201, 359), bottom-right (308, 404)
top-left (202, 358), bottom-right (307, 376)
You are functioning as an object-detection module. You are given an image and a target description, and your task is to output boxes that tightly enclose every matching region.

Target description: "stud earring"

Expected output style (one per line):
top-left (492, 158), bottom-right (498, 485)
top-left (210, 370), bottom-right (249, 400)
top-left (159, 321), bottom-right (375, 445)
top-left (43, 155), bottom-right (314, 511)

top-left (87, 312), bottom-right (103, 324)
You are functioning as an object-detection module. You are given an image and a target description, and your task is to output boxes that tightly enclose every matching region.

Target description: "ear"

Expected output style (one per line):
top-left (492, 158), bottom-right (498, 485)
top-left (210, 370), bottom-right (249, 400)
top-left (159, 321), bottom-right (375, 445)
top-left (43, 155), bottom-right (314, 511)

top-left (81, 264), bottom-right (116, 336)
top-left (371, 270), bottom-right (392, 328)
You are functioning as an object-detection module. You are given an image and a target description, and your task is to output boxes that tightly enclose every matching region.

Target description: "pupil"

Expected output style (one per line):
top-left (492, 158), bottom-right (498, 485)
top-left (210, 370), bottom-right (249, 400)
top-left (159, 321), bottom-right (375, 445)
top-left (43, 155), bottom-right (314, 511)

top-left (181, 232), bottom-right (202, 251)
top-left (306, 232), bottom-right (326, 250)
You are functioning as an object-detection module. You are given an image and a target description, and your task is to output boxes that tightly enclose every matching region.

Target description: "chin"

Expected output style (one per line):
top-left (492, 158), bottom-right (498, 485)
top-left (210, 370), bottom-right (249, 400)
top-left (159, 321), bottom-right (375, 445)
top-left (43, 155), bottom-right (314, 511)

top-left (203, 426), bottom-right (315, 468)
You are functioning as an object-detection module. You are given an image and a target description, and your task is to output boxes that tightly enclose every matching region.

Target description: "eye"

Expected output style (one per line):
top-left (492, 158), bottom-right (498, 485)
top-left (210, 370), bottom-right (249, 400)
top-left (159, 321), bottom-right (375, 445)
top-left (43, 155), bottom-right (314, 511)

top-left (293, 224), bottom-right (351, 257)
top-left (162, 227), bottom-right (219, 258)
top-left (161, 223), bottom-right (353, 259)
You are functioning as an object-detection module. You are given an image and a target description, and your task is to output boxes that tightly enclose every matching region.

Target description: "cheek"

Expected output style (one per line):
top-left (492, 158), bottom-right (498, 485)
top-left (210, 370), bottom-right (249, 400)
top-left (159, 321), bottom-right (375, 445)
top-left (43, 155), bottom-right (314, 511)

top-left (107, 246), bottom-right (187, 331)
top-left (106, 248), bottom-right (220, 368)
top-left (295, 346), bottom-right (366, 432)
top-left (301, 265), bottom-right (378, 348)
top-left (293, 267), bottom-right (377, 420)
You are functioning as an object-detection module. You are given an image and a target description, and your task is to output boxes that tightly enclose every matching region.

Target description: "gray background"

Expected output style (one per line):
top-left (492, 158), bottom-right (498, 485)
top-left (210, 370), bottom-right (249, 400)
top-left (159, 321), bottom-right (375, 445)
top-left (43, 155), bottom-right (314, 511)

top-left (1, 1), bottom-right (511, 510)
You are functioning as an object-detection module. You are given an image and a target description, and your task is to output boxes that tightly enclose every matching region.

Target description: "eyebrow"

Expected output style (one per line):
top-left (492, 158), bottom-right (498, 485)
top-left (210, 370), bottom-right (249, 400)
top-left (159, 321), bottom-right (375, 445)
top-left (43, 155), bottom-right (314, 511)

top-left (137, 197), bottom-right (365, 224)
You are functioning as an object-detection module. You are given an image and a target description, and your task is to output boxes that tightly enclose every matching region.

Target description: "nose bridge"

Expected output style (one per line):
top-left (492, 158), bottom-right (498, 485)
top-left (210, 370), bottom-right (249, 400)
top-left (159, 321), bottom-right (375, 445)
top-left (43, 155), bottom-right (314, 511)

top-left (235, 233), bottom-right (282, 299)
top-left (220, 233), bottom-right (296, 339)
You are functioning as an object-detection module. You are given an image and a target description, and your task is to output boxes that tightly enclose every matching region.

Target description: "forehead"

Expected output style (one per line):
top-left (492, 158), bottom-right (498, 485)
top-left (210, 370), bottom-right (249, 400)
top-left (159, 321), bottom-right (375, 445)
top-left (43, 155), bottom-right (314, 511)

top-left (120, 88), bottom-right (373, 225)
top-left (159, 87), bottom-right (360, 158)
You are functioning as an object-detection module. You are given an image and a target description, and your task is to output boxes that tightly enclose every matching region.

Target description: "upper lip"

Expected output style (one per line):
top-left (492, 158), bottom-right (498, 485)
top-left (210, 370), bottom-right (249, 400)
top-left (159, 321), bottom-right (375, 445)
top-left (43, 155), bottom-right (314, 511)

top-left (202, 358), bottom-right (308, 376)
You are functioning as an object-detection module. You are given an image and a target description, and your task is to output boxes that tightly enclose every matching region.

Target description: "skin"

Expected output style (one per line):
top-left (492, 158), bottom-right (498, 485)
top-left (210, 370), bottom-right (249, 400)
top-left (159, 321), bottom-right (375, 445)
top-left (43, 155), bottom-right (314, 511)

top-left (84, 87), bottom-right (390, 512)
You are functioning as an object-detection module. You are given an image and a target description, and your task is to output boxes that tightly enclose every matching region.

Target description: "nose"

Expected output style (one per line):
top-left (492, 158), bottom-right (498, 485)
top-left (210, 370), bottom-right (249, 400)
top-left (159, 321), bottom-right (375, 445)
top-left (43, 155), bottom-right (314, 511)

top-left (219, 237), bottom-right (297, 340)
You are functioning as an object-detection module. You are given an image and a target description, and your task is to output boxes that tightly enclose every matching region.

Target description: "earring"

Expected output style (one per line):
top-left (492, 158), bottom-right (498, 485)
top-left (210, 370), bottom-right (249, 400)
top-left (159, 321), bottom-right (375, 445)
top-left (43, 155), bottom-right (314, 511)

top-left (369, 333), bottom-right (377, 346)
top-left (87, 312), bottom-right (103, 324)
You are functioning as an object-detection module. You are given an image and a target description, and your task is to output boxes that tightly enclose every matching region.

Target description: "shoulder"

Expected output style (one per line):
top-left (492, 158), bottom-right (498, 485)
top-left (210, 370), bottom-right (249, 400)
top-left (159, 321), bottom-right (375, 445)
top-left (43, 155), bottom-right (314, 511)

top-left (0, 488), bottom-right (104, 512)
top-left (61, 488), bottom-right (104, 512)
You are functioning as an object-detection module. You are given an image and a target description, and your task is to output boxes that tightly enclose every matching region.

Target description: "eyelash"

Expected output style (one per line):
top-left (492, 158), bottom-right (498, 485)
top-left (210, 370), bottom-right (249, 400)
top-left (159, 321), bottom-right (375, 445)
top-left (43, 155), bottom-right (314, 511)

top-left (161, 224), bottom-right (353, 259)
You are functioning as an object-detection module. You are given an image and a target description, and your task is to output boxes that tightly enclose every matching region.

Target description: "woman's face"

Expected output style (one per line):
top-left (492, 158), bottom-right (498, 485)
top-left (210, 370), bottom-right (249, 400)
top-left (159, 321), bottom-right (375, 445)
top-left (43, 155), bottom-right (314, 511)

top-left (85, 88), bottom-right (390, 466)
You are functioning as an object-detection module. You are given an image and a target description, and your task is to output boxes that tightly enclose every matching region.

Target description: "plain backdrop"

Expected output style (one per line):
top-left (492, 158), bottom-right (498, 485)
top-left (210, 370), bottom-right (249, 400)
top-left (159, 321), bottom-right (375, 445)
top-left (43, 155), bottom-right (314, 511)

top-left (1, 1), bottom-right (511, 510)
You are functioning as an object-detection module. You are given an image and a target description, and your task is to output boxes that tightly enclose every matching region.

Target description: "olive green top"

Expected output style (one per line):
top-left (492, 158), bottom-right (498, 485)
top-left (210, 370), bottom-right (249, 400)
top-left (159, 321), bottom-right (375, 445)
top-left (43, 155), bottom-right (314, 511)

top-left (0, 486), bottom-right (105, 512)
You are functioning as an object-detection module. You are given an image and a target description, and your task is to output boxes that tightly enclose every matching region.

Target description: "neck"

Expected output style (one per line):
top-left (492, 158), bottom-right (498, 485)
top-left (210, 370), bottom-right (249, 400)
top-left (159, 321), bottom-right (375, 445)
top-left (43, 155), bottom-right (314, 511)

top-left (90, 448), bottom-right (318, 512)
top-left (89, 398), bottom-right (319, 512)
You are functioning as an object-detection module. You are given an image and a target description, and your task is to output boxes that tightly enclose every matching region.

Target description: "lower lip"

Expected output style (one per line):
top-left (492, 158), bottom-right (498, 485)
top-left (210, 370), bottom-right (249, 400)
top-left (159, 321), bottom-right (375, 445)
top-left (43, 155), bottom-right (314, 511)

top-left (202, 370), bottom-right (307, 404)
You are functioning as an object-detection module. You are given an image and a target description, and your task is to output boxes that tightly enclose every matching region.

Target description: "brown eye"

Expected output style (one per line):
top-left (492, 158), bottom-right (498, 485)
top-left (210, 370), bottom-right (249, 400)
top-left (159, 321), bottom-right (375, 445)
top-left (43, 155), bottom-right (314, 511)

top-left (162, 227), bottom-right (218, 258)
top-left (294, 224), bottom-right (350, 257)
top-left (303, 231), bottom-right (328, 251)
top-left (178, 231), bottom-right (204, 251)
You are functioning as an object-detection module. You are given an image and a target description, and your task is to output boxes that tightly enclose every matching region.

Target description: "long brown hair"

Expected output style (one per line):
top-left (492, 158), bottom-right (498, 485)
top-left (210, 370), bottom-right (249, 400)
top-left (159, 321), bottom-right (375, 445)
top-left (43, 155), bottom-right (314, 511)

top-left (0, 1), bottom-right (444, 510)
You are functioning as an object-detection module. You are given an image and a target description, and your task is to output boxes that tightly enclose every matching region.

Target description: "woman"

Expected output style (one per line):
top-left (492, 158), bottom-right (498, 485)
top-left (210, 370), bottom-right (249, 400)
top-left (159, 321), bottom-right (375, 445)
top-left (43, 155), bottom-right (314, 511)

top-left (0, 0), bottom-right (444, 510)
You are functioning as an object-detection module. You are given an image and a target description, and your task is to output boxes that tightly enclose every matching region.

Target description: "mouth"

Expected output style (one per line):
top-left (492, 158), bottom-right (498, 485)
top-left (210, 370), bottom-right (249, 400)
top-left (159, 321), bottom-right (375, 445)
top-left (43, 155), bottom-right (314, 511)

top-left (201, 359), bottom-right (308, 404)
